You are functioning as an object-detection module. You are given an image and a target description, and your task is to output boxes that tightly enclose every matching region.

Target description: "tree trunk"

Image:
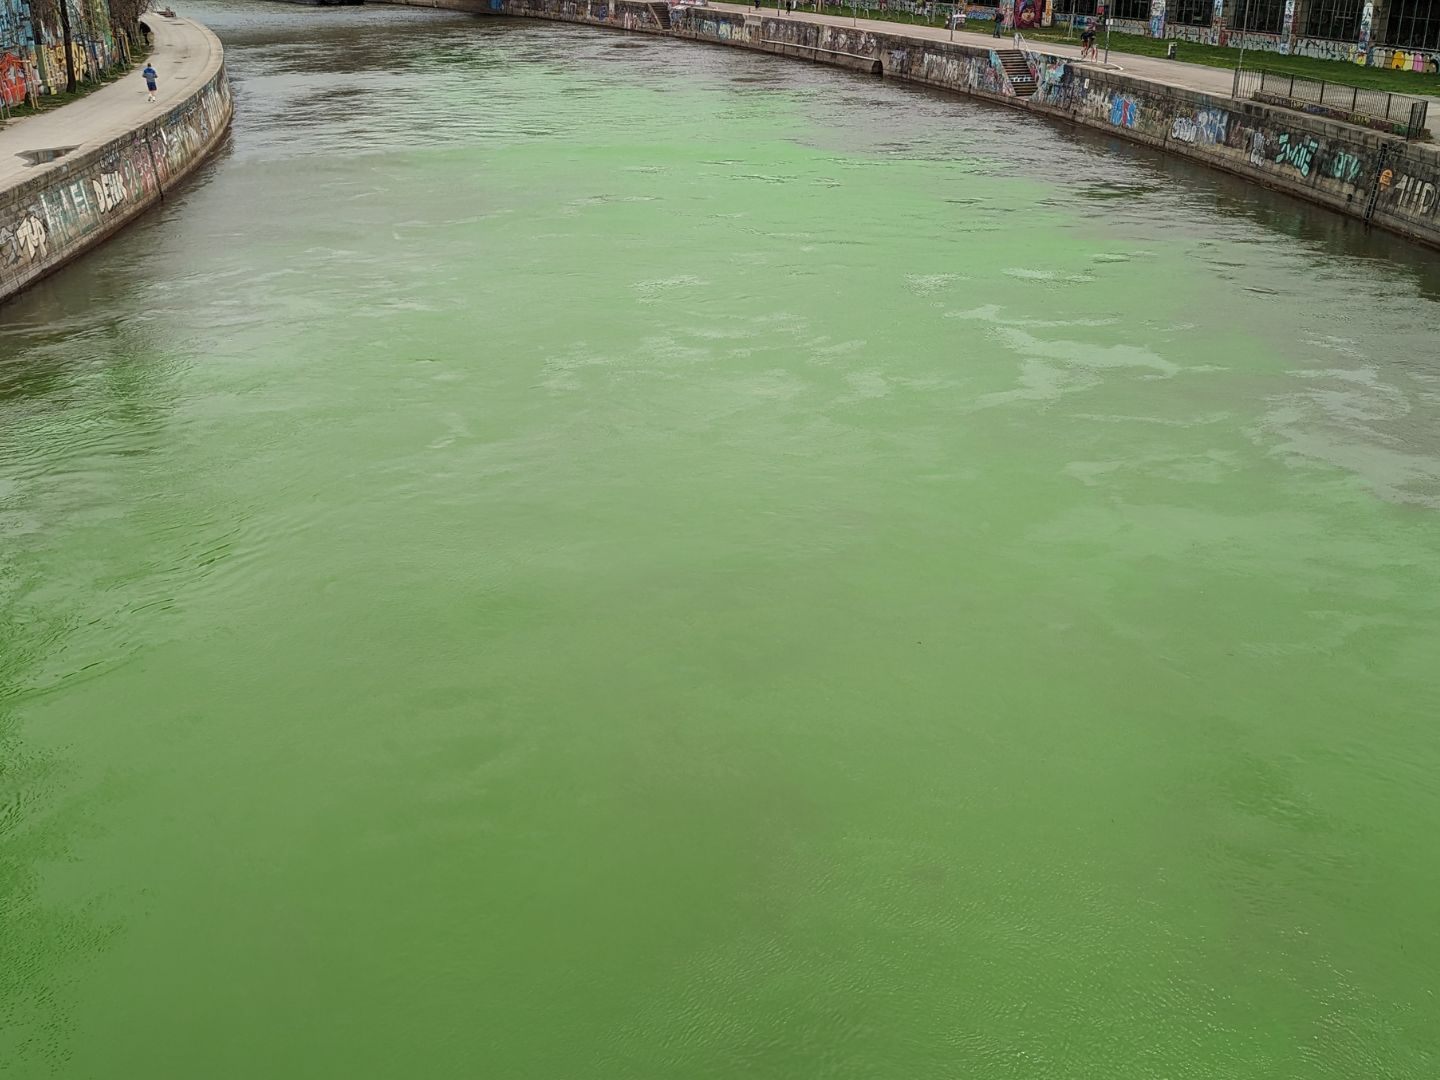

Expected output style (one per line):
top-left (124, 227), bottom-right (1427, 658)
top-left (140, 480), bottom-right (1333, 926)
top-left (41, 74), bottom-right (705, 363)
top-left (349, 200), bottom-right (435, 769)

top-left (58, 0), bottom-right (77, 94)
top-left (25, 0), bottom-right (48, 98)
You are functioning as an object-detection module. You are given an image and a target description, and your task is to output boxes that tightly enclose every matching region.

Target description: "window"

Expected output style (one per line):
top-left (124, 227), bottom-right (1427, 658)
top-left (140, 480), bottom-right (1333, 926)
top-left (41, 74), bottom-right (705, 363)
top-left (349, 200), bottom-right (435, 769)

top-left (1386, 0), bottom-right (1440, 48)
top-left (1233, 0), bottom-right (1286, 33)
top-left (1111, 0), bottom-right (1150, 21)
top-left (1304, 0), bottom-right (1363, 38)
top-left (1171, 0), bottom-right (1213, 24)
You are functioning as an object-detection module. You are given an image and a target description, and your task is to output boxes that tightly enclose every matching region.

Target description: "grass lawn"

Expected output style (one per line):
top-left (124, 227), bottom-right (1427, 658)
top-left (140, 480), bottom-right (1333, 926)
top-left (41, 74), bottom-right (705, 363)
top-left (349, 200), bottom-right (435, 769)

top-left (992, 24), bottom-right (1440, 95)
top-left (748, 1), bottom-right (1440, 96)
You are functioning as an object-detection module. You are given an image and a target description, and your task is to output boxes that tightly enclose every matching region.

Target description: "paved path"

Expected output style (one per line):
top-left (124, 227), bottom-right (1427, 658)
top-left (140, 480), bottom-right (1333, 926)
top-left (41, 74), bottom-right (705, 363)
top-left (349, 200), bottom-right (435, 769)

top-left (711, 3), bottom-right (1236, 89)
top-left (707, 4), bottom-right (1439, 135)
top-left (0, 14), bottom-right (221, 193)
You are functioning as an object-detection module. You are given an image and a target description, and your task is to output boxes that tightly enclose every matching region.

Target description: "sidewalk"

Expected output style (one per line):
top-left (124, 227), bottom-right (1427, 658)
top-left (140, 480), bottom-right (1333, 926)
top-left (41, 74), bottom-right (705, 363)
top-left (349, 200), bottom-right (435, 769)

top-left (707, 3), bottom-right (1440, 137)
top-left (0, 15), bottom-right (221, 194)
top-left (709, 3), bottom-right (1232, 89)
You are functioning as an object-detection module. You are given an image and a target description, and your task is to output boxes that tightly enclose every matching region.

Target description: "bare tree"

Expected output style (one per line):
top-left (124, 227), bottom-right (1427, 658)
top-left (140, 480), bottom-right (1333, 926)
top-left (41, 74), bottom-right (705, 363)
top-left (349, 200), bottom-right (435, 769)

top-left (108, 0), bottom-right (153, 59)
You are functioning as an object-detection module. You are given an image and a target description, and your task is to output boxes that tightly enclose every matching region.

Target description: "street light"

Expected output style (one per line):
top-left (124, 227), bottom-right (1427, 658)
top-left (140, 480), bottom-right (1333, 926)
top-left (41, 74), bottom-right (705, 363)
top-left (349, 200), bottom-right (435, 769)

top-left (1236, 0), bottom-right (1251, 72)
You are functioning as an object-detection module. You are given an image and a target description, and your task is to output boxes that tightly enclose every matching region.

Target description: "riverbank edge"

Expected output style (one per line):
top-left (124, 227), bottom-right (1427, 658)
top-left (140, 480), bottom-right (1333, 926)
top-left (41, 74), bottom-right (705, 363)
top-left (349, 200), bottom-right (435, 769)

top-left (0, 20), bottom-right (233, 305)
top-left (389, 0), bottom-right (1440, 249)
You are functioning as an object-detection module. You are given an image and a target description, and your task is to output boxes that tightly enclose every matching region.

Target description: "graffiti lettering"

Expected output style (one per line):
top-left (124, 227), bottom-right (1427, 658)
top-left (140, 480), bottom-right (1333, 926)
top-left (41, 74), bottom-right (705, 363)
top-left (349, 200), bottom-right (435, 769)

top-left (1273, 132), bottom-right (1318, 177)
top-left (1249, 130), bottom-right (1266, 167)
top-left (91, 171), bottom-right (127, 214)
top-left (1168, 110), bottom-right (1228, 146)
top-left (1109, 94), bottom-right (1139, 128)
top-left (0, 52), bottom-right (27, 107)
top-left (1194, 108), bottom-right (1227, 145)
top-left (1324, 150), bottom-right (1362, 184)
top-left (14, 215), bottom-right (47, 260)
top-left (1390, 174), bottom-right (1439, 216)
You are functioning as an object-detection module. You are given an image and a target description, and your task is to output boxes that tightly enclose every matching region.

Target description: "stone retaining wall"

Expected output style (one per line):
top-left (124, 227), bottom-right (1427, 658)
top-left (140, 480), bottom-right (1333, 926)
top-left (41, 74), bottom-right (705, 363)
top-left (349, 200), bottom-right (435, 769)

top-left (0, 47), bottom-right (233, 302)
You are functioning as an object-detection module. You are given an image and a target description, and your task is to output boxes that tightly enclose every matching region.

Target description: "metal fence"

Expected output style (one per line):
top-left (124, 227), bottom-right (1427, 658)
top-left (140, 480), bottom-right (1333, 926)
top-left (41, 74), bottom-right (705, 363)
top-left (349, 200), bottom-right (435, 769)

top-left (1232, 67), bottom-right (1430, 140)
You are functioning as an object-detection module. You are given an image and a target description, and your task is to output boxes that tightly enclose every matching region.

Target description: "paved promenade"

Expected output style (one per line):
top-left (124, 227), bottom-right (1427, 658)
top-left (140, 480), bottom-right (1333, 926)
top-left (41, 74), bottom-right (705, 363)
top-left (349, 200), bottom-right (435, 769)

top-left (710, 3), bottom-right (1236, 92)
top-left (0, 15), bottom-right (220, 193)
top-left (707, 3), bottom-right (1440, 136)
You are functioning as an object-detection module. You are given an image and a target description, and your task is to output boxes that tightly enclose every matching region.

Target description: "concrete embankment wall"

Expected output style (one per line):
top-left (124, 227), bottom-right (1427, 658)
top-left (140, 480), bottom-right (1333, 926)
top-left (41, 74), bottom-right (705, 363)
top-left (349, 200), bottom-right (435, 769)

top-left (0, 36), bottom-right (233, 303)
top-left (394, 0), bottom-right (1440, 248)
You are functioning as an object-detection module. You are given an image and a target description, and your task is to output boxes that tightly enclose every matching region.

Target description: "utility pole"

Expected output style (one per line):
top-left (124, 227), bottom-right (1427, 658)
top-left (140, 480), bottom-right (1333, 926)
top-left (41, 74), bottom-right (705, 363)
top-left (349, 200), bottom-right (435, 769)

top-left (1235, 0), bottom-right (1250, 73)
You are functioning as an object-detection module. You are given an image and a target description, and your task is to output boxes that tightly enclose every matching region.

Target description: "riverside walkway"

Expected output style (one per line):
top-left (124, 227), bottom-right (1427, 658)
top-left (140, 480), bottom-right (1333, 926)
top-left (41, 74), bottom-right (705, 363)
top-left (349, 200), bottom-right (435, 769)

top-left (0, 14), bottom-right (220, 194)
top-left (704, 2), bottom-right (1440, 138)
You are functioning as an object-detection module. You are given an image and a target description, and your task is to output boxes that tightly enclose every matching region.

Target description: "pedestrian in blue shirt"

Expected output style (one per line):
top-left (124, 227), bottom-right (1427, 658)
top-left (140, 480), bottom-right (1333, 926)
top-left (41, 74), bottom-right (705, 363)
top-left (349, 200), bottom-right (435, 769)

top-left (143, 63), bottom-right (158, 103)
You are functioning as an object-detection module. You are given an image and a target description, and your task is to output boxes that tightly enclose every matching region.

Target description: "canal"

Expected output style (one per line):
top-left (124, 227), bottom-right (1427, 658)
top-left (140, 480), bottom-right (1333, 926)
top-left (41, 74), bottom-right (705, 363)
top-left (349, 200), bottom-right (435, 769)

top-left (2, 2), bottom-right (1438, 1075)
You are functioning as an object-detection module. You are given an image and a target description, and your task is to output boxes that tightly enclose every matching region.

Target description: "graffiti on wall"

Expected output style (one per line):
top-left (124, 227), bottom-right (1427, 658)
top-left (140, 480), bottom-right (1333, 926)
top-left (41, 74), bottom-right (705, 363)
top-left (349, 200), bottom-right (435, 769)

top-left (0, 51), bottom-right (28, 105)
top-left (1247, 130), bottom-right (1266, 166)
top-left (0, 0), bottom-right (122, 96)
top-left (1147, 0), bottom-right (1164, 39)
top-left (1325, 149), bottom-right (1362, 183)
top-left (1168, 106), bottom-right (1226, 144)
top-left (0, 213), bottom-right (47, 264)
top-left (1279, 0), bottom-right (1295, 54)
top-left (91, 171), bottom-right (127, 214)
top-left (1384, 172), bottom-right (1439, 216)
top-left (1105, 90), bottom-right (1140, 127)
top-left (1273, 131), bottom-right (1319, 176)
top-left (1030, 54), bottom-right (1071, 105)
top-left (0, 72), bottom-right (231, 294)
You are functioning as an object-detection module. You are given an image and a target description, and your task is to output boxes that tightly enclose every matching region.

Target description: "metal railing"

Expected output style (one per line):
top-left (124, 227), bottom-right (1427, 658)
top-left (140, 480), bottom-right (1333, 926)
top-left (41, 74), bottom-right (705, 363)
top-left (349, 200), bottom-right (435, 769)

top-left (1232, 67), bottom-right (1430, 140)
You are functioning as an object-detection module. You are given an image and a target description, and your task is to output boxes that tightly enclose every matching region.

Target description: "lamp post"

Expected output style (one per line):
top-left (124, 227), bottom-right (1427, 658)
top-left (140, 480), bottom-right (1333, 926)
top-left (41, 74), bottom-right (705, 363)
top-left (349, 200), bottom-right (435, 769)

top-left (1236, 0), bottom-right (1250, 72)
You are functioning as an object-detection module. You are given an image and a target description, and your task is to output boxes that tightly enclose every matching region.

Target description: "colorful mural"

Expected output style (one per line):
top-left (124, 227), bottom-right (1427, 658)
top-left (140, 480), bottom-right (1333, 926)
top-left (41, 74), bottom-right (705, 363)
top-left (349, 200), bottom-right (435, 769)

top-left (0, 0), bottom-right (125, 99)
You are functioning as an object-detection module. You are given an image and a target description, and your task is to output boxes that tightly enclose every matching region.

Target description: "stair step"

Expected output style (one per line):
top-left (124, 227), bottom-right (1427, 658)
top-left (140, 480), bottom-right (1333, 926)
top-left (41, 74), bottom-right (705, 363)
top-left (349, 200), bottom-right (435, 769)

top-left (994, 48), bottom-right (1036, 94)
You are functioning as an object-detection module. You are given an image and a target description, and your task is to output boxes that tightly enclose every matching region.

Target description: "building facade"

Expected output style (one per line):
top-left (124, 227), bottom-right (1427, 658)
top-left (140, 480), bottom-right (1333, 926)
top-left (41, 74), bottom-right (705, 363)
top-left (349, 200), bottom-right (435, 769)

top-left (0, 0), bottom-right (127, 106)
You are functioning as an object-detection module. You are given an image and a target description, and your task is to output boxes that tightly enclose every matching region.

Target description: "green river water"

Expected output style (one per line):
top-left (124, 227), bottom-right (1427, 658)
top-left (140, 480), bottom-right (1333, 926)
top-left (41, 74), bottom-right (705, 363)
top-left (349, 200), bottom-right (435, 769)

top-left (3, 4), bottom-right (1439, 1076)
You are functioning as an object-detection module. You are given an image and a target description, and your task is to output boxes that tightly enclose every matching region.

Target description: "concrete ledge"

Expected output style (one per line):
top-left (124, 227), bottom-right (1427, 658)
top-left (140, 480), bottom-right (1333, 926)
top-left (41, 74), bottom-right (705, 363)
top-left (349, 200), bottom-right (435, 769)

top-left (0, 17), bottom-right (234, 304)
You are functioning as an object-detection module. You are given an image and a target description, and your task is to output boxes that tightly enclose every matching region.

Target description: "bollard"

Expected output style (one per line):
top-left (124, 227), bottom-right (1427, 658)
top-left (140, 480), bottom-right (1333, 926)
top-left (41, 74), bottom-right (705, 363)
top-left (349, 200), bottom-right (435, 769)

top-left (1166, 41), bottom-right (1177, 59)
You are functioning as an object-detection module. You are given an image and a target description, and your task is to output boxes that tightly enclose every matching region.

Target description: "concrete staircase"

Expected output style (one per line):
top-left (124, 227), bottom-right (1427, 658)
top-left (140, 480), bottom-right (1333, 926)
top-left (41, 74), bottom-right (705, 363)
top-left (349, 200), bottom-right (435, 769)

top-left (996, 50), bottom-right (1036, 97)
top-left (649, 1), bottom-right (671, 28)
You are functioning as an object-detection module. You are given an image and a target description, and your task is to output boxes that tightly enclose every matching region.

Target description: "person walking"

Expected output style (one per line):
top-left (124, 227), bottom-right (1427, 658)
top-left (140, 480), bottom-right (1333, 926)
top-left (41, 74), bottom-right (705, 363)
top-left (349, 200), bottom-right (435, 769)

top-left (143, 62), bottom-right (158, 102)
